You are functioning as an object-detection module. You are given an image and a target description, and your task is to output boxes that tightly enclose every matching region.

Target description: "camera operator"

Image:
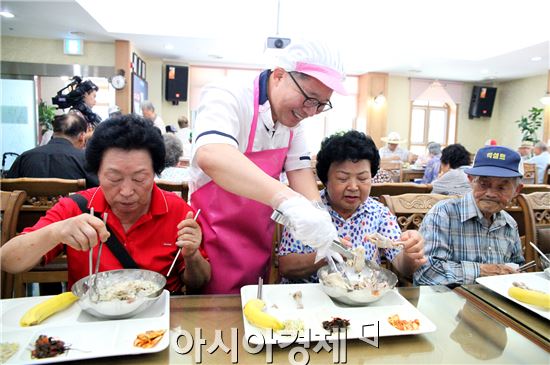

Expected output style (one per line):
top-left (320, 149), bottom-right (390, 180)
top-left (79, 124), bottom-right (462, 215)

top-left (50, 77), bottom-right (102, 145)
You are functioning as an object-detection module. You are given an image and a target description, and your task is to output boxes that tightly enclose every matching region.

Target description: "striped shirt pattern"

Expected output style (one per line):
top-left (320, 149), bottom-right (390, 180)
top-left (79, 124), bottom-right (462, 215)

top-left (414, 192), bottom-right (524, 285)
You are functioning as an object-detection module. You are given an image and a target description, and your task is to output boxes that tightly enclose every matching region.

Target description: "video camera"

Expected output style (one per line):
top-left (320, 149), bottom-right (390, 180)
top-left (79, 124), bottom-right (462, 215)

top-left (51, 76), bottom-right (102, 126)
top-left (51, 76), bottom-right (85, 109)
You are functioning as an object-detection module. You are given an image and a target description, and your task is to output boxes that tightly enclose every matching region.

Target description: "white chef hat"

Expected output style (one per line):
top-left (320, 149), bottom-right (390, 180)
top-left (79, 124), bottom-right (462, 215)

top-left (273, 39), bottom-right (347, 95)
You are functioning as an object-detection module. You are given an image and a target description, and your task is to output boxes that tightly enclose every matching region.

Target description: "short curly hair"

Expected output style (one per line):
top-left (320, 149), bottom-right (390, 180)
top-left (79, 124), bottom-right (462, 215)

top-left (85, 114), bottom-right (165, 175)
top-left (316, 130), bottom-right (380, 185)
top-left (440, 143), bottom-right (471, 169)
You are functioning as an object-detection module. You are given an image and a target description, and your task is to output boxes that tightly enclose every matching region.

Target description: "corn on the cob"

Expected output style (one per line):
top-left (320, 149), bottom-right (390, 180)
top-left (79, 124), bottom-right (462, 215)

top-left (20, 292), bottom-right (78, 327)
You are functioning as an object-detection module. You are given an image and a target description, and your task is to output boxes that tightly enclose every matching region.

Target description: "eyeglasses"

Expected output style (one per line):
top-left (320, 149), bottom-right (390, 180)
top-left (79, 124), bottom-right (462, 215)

top-left (288, 72), bottom-right (332, 113)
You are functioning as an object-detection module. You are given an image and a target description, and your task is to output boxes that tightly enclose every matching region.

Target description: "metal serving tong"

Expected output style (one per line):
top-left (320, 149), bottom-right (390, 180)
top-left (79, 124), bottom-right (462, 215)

top-left (270, 209), bottom-right (354, 260)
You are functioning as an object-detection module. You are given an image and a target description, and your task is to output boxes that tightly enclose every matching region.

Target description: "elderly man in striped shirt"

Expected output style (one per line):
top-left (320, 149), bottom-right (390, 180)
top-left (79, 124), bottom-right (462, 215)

top-left (414, 146), bottom-right (525, 286)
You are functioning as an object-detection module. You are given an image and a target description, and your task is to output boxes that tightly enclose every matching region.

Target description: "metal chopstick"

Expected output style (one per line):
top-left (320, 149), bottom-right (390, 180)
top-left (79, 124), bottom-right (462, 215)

top-left (256, 277), bottom-right (263, 299)
top-left (166, 209), bottom-right (201, 277)
top-left (87, 207), bottom-right (94, 291)
top-left (518, 260), bottom-right (537, 272)
top-left (93, 212), bottom-right (108, 277)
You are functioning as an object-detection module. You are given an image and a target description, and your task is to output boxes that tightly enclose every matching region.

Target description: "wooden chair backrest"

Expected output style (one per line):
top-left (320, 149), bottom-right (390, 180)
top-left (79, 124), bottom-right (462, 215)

top-left (0, 190), bottom-right (26, 244)
top-left (1, 178), bottom-right (86, 231)
top-left (379, 161), bottom-right (403, 182)
top-left (517, 192), bottom-right (550, 267)
top-left (521, 184), bottom-right (550, 194)
top-left (155, 180), bottom-right (189, 201)
top-left (379, 193), bottom-right (458, 231)
top-left (1, 190), bottom-right (27, 298)
top-left (522, 163), bottom-right (537, 184)
top-left (0, 177), bottom-right (86, 208)
top-left (544, 164), bottom-right (550, 185)
top-left (370, 183), bottom-right (432, 198)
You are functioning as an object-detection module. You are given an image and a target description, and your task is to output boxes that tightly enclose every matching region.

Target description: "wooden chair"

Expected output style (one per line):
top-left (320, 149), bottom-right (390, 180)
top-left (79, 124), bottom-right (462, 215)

top-left (379, 193), bottom-right (458, 286)
top-left (522, 162), bottom-right (537, 184)
top-left (155, 180), bottom-right (189, 201)
top-left (370, 183), bottom-right (432, 199)
top-left (0, 177), bottom-right (86, 231)
top-left (504, 195), bottom-right (536, 270)
top-left (517, 192), bottom-right (550, 269)
top-left (544, 164), bottom-right (550, 185)
top-left (0, 177), bottom-right (85, 297)
top-left (380, 161), bottom-right (403, 182)
top-left (1, 190), bottom-right (27, 298)
top-left (521, 184), bottom-right (550, 194)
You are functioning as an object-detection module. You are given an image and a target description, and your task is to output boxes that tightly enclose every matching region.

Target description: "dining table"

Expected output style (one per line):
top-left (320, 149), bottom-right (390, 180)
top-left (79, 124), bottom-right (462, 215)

top-left (75, 285), bottom-right (548, 364)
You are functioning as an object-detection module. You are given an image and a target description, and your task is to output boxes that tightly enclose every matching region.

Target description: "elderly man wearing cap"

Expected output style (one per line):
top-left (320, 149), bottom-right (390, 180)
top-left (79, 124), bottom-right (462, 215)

top-left (414, 145), bottom-right (525, 286)
top-left (379, 132), bottom-right (416, 163)
top-left (189, 40), bottom-right (347, 294)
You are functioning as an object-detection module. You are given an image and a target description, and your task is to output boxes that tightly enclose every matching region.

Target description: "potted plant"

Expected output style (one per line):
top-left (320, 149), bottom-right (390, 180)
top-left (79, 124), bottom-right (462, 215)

top-left (38, 100), bottom-right (56, 135)
top-left (515, 106), bottom-right (544, 143)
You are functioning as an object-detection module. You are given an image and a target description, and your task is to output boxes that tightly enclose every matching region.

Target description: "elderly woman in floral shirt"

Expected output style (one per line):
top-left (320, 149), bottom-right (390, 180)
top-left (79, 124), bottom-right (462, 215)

top-left (277, 130), bottom-right (426, 283)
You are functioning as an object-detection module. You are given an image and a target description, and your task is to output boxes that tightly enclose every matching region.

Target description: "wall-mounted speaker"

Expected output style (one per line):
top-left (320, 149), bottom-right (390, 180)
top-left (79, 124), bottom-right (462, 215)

top-left (165, 65), bottom-right (188, 104)
top-left (468, 86), bottom-right (497, 119)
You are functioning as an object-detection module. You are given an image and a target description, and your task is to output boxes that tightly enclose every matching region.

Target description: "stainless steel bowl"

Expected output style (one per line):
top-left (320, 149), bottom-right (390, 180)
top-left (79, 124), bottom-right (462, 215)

top-left (318, 260), bottom-right (398, 306)
top-left (72, 269), bottom-right (166, 319)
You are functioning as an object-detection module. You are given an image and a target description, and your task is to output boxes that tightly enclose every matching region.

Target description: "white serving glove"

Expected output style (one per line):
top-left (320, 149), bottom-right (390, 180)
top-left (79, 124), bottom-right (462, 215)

top-left (276, 194), bottom-right (340, 263)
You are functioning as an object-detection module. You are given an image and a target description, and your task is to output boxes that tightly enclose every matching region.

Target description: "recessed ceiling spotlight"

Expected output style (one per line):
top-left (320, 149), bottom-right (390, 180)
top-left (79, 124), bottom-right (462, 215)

top-left (208, 54), bottom-right (223, 60)
top-left (0, 11), bottom-right (15, 18)
top-left (164, 44), bottom-right (174, 50)
top-left (531, 56), bottom-right (542, 62)
top-left (69, 31), bottom-right (85, 36)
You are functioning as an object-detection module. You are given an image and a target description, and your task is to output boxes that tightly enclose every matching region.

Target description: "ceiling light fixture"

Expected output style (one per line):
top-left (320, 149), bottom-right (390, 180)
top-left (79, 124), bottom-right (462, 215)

top-left (0, 11), bottom-right (14, 18)
top-left (531, 56), bottom-right (542, 62)
top-left (541, 92), bottom-right (550, 106)
top-left (164, 44), bottom-right (174, 50)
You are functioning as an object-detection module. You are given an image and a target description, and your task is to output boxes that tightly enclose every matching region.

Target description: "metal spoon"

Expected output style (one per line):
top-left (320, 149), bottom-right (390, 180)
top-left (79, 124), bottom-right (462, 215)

top-left (529, 241), bottom-right (550, 264)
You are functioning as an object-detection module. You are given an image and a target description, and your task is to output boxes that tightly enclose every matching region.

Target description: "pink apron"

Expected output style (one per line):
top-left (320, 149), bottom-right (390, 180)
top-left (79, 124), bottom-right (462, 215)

top-left (191, 76), bottom-right (293, 294)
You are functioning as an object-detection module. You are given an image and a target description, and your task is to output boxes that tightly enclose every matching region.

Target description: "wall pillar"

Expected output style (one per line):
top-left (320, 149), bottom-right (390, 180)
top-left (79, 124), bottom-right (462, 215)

top-left (357, 72), bottom-right (388, 146)
top-left (114, 40), bottom-right (132, 114)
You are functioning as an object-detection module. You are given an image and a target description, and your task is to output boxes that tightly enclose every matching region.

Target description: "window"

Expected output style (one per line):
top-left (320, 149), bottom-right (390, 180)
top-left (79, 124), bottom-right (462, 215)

top-left (409, 100), bottom-right (457, 156)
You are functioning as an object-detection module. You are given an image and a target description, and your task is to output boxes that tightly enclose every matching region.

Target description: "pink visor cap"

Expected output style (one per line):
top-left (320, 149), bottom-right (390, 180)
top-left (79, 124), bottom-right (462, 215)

top-left (295, 62), bottom-right (347, 95)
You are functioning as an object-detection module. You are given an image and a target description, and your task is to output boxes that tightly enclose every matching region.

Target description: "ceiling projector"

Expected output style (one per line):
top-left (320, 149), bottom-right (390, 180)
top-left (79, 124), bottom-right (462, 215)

top-left (266, 37), bottom-right (291, 49)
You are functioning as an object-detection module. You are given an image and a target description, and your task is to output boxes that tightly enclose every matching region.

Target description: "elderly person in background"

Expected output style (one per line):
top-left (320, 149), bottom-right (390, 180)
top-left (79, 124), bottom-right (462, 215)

top-left (431, 144), bottom-right (472, 196)
top-left (379, 132), bottom-right (415, 162)
top-left (158, 134), bottom-right (189, 183)
top-left (7, 112), bottom-right (99, 187)
top-left (176, 116), bottom-right (192, 159)
top-left (420, 142), bottom-right (442, 183)
top-left (517, 141), bottom-right (533, 161)
top-left (278, 130), bottom-right (426, 283)
top-left (0, 115), bottom-right (210, 294)
top-left (141, 100), bottom-right (165, 134)
top-left (414, 145), bottom-right (524, 286)
top-left (525, 141), bottom-right (550, 184)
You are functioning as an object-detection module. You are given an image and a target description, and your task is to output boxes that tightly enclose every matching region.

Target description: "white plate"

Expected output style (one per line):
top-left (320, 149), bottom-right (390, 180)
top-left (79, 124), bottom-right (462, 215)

top-left (240, 283), bottom-right (436, 345)
top-left (476, 272), bottom-right (550, 320)
top-left (0, 290), bottom-right (170, 364)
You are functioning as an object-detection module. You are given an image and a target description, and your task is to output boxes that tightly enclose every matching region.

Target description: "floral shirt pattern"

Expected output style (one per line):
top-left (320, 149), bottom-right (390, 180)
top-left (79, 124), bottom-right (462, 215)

top-left (278, 189), bottom-right (402, 283)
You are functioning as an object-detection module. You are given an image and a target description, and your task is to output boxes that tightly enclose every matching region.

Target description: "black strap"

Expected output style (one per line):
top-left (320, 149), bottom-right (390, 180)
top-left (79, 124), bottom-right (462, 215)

top-left (69, 194), bottom-right (140, 269)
